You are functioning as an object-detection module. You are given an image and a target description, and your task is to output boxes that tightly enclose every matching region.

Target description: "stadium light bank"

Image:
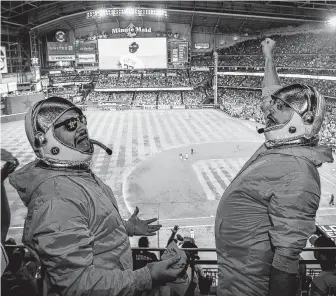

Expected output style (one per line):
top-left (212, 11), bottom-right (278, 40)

top-left (326, 16), bottom-right (336, 27)
top-left (86, 8), bottom-right (168, 19)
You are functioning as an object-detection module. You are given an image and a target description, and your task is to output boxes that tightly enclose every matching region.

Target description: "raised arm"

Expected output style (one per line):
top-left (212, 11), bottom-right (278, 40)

top-left (261, 38), bottom-right (282, 101)
top-left (262, 38), bottom-right (281, 88)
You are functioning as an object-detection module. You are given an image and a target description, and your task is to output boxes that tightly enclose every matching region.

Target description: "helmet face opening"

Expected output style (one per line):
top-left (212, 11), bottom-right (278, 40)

top-left (26, 98), bottom-right (94, 166)
top-left (262, 84), bottom-right (325, 147)
top-left (51, 107), bottom-right (93, 155)
top-left (263, 95), bottom-right (294, 130)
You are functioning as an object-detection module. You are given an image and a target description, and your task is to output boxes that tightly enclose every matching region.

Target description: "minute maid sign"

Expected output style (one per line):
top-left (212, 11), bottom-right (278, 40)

top-left (111, 23), bottom-right (151, 37)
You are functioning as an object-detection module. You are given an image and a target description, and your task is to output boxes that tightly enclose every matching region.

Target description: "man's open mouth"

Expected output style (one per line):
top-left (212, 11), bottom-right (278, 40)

top-left (76, 133), bottom-right (88, 145)
top-left (266, 115), bottom-right (277, 127)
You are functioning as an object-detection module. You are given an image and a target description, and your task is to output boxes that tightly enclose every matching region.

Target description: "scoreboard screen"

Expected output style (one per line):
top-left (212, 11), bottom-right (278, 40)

top-left (98, 38), bottom-right (167, 70)
top-left (170, 41), bottom-right (188, 63)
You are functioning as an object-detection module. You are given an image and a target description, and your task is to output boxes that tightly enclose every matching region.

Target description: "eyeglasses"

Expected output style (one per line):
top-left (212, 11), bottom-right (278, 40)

top-left (54, 115), bottom-right (87, 131)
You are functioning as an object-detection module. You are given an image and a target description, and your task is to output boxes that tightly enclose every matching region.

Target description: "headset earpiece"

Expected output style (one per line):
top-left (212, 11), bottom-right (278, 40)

top-left (303, 112), bottom-right (314, 124)
top-left (34, 132), bottom-right (47, 148)
top-left (32, 101), bottom-right (48, 148)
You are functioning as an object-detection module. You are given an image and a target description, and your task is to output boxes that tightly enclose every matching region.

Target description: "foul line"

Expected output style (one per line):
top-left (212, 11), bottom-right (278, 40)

top-left (320, 173), bottom-right (336, 187)
top-left (159, 216), bottom-right (214, 222)
top-left (161, 224), bottom-right (213, 230)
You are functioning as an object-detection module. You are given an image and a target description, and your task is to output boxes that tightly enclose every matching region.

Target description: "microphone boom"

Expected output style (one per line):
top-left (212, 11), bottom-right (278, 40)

top-left (90, 139), bottom-right (112, 155)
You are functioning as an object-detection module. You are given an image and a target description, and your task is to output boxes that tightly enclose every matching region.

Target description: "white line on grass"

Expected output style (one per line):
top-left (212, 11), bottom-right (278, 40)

top-left (161, 224), bottom-right (214, 230)
top-left (159, 216), bottom-right (215, 222)
top-left (320, 173), bottom-right (336, 186)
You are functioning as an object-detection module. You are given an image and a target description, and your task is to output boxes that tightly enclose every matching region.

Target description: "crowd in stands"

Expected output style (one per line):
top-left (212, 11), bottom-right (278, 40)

top-left (190, 71), bottom-right (212, 86)
top-left (217, 75), bottom-right (259, 88)
top-left (218, 32), bottom-right (336, 55)
top-left (85, 92), bottom-right (111, 102)
top-left (133, 92), bottom-right (157, 106)
top-left (95, 74), bottom-right (118, 88)
top-left (281, 77), bottom-right (336, 97)
top-left (94, 71), bottom-right (192, 88)
top-left (115, 93), bottom-right (133, 104)
top-left (118, 74), bottom-right (141, 88)
top-left (158, 91), bottom-right (182, 105)
top-left (320, 98), bottom-right (336, 150)
top-left (84, 90), bottom-right (207, 106)
top-left (183, 90), bottom-right (206, 105)
top-left (218, 54), bottom-right (336, 69)
top-left (215, 32), bottom-right (336, 74)
top-left (85, 92), bottom-right (133, 104)
top-left (166, 71), bottom-right (190, 87)
top-left (217, 75), bottom-right (336, 97)
top-left (142, 73), bottom-right (166, 87)
top-left (218, 89), bottom-right (265, 123)
top-left (48, 87), bottom-right (81, 101)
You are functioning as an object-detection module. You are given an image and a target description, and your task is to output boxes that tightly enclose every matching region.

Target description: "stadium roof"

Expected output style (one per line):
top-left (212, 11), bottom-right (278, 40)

top-left (1, 1), bottom-right (336, 36)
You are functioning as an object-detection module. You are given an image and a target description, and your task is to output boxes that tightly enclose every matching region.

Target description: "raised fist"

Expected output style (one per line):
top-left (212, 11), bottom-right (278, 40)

top-left (261, 38), bottom-right (276, 57)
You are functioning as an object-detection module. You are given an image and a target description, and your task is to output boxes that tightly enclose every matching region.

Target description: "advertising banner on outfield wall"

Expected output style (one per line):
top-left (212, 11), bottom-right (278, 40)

top-left (143, 105), bottom-right (156, 109)
top-left (78, 54), bottom-right (96, 63)
top-left (190, 66), bottom-right (210, 71)
top-left (173, 105), bottom-right (185, 109)
top-left (158, 105), bottom-right (171, 109)
top-left (48, 55), bottom-right (76, 61)
top-left (1, 46), bottom-right (8, 74)
top-left (77, 43), bottom-right (96, 53)
top-left (47, 42), bottom-right (75, 55)
top-left (194, 43), bottom-right (210, 49)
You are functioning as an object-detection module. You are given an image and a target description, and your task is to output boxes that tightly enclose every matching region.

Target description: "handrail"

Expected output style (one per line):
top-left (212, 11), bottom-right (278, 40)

top-left (5, 245), bottom-right (336, 251)
top-left (4, 245), bottom-right (336, 265)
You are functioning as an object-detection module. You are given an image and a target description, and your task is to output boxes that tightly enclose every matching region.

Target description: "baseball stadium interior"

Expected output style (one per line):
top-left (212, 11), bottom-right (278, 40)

top-left (1, 1), bottom-right (336, 295)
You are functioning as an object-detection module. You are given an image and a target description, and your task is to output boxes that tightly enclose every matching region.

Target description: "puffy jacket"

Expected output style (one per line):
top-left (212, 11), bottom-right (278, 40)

top-left (215, 144), bottom-right (334, 296)
top-left (9, 161), bottom-right (152, 296)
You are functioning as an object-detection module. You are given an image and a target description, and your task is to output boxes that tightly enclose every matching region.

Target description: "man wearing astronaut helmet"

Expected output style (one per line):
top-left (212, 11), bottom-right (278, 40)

top-left (215, 39), bottom-right (334, 296)
top-left (24, 96), bottom-right (96, 167)
top-left (9, 97), bottom-right (185, 295)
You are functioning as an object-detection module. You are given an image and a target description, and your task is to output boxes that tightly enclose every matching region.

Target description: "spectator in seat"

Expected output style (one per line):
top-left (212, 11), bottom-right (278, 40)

top-left (9, 97), bottom-right (185, 296)
top-left (133, 237), bottom-right (159, 271)
top-left (215, 38), bottom-right (334, 296)
top-left (309, 236), bottom-right (336, 296)
top-left (1, 149), bottom-right (19, 275)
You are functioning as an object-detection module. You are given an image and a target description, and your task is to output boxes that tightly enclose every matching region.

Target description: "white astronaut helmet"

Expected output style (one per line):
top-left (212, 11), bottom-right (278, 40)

top-left (261, 84), bottom-right (325, 147)
top-left (25, 97), bottom-right (94, 167)
top-left (25, 97), bottom-right (111, 167)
